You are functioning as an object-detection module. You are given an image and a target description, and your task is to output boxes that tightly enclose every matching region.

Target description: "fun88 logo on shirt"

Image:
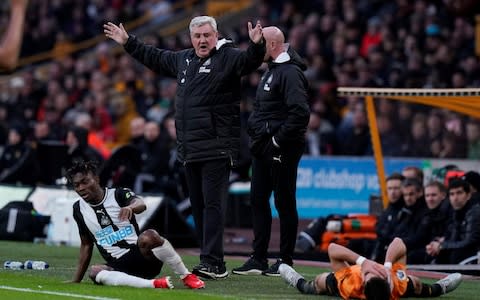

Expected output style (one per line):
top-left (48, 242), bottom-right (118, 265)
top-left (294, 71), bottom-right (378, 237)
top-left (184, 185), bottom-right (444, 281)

top-left (96, 225), bottom-right (135, 246)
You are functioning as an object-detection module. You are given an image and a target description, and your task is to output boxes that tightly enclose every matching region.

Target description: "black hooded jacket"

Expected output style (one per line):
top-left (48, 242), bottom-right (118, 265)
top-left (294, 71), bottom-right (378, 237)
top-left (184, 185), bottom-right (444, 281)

top-left (247, 46), bottom-right (310, 152)
top-left (124, 36), bottom-right (265, 165)
top-left (442, 200), bottom-right (480, 251)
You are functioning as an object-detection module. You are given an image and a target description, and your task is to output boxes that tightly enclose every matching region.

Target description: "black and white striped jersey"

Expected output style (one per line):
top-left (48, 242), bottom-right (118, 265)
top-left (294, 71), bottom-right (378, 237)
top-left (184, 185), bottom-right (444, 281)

top-left (73, 188), bottom-right (141, 263)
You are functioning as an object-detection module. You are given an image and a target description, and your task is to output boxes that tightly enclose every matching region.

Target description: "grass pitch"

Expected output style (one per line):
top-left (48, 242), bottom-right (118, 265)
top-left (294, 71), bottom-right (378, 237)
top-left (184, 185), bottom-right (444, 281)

top-left (0, 241), bottom-right (476, 299)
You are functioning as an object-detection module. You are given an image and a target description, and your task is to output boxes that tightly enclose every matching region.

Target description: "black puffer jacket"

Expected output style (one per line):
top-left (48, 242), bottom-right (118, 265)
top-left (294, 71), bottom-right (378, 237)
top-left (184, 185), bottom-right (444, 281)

top-left (442, 200), bottom-right (480, 251)
top-left (375, 197), bottom-right (405, 243)
top-left (391, 198), bottom-right (429, 250)
top-left (247, 46), bottom-right (310, 152)
top-left (124, 36), bottom-right (265, 164)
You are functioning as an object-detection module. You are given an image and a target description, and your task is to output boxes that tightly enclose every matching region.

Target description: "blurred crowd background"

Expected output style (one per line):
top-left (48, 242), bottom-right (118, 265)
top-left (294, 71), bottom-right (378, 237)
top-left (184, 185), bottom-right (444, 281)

top-left (1, 0), bottom-right (480, 191)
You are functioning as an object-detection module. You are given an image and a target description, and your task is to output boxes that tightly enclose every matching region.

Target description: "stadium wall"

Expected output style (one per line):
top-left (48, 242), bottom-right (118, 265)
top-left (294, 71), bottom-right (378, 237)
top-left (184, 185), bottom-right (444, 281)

top-left (0, 157), bottom-right (478, 243)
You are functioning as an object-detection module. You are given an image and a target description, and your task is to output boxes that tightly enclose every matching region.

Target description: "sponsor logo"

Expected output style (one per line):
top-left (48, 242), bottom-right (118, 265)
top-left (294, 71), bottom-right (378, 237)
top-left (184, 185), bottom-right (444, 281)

top-left (199, 58), bottom-right (211, 73)
top-left (263, 74), bottom-right (273, 91)
top-left (96, 225), bottom-right (135, 246)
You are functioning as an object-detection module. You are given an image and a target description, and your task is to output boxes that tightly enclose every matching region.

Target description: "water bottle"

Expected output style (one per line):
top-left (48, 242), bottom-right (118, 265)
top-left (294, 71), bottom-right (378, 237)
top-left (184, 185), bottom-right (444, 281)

top-left (3, 261), bottom-right (24, 270)
top-left (24, 260), bottom-right (49, 270)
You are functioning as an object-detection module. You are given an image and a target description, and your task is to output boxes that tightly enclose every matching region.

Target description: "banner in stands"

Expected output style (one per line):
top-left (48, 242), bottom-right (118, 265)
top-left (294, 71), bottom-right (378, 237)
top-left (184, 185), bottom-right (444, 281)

top-left (273, 157), bottom-right (423, 218)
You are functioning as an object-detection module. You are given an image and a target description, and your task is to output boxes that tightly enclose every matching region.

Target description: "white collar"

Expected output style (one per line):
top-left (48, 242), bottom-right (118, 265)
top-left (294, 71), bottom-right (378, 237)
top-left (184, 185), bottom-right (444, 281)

top-left (274, 51), bottom-right (290, 63)
top-left (216, 38), bottom-right (232, 50)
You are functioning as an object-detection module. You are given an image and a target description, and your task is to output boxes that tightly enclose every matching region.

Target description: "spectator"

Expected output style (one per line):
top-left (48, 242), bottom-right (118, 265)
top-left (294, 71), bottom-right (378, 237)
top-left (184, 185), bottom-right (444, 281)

top-left (426, 178), bottom-right (480, 264)
top-left (373, 178), bottom-right (428, 263)
top-left (409, 181), bottom-right (450, 264)
top-left (426, 111), bottom-right (444, 157)
top-left (336, 102), bottom-right (371, 156)
top-left (466, 120), bottom-right (480, 159)
top-left (360, 16), bottom-right (382, 57)
top-left (402, 165), bottom-right (424, 185)
top-left (438, 132), bottom-right (464, 158)
top-left (146, 79), bottom-right (176, 123)
top-left (134, 121), bottom-right (170, 194)
top-left (396, 102), bottom-right (413, 138)
top-left (74, 112), bottom-right (111, 160)
top-left (65, 126), bottom-right (104, 171)
top-left (377, 114), bottom-right (403, 156)
top-left (304, 111), bottom-right (335, 156)
top-left (157, 113), bottom-right (190, 202)
top-left (404, 113), bottom-right (431, 157)
top-left (128, 116), bottom-right (146, 148)
top-left (0, 124), bottom-right (38, 185)
top-left (109, 91), bottom-right (139, 147)
top-left (138, 0), bottom-right (171, 24)
top-left (33, 120), bottom-right (54, 142)
top-left (462, 171), bottom-right (480, 205)
top-left (371, 173), bottom-right (405, 261)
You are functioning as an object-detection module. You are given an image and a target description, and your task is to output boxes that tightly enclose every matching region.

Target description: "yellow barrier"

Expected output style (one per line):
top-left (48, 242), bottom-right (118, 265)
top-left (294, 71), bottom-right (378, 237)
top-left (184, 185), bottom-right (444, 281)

top-left (337, 87), bottom-right (480, 208)
top-left (206, 0), bottom-right (252, 17)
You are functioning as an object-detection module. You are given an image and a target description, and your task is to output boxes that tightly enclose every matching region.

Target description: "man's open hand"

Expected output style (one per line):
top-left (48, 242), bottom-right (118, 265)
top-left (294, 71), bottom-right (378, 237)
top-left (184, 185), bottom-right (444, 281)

top-left (104, 22), bottom-right (129, 45)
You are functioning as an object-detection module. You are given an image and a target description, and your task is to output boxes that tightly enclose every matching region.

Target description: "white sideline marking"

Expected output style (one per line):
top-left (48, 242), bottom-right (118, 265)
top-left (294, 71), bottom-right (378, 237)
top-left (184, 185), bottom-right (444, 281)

top-left (0, 285), bottom-right (121, 300)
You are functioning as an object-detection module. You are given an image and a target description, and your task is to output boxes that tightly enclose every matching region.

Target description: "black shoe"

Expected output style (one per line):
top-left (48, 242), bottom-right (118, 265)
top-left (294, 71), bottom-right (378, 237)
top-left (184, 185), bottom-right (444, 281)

top-left (192, 262), bottom-right (229, 279)
top-left (232, 257), bottom-right (268, 275)
top-left (262, 259), bottom-right (290, 277)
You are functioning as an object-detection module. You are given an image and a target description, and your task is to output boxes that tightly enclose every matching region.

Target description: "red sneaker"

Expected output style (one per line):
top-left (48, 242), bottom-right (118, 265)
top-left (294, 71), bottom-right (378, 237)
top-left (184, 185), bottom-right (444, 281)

top-left (183, 273), bottom-right (205, 289)
top-left (153, 276), bottom-right (173, 289)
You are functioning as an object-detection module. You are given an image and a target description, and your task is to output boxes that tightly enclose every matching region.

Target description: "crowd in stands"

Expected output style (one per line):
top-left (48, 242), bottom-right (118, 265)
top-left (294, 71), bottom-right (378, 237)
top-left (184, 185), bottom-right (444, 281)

top-left (1, 0), bottom-right (480, 193)
top-left (0, 0), bottom-right (175, 58)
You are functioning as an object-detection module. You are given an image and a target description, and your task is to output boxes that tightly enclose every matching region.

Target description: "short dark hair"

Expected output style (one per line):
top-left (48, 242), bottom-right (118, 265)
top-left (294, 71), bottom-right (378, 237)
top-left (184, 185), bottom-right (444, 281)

top-left (386, 173), bottom-right (405, 182)
top-left (462, 171), bottom-right (480, 192)
top-left (425, 180), bottom-right (446, 194)
top-left (66, 160), bottom-right (99, 185)
top-left (402, 166), bottom-right (424, 183)
top-left (401, 178), bottom-right (423, 192)
top-left (364, 277), bottom-right (390, 300)
top-left (448, 178), bottom-right (470, 194)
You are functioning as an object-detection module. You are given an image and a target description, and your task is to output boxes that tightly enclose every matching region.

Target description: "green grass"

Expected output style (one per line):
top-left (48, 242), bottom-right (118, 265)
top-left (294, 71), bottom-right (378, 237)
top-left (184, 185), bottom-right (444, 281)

top-left (0, 241), bottom-right (476, 299)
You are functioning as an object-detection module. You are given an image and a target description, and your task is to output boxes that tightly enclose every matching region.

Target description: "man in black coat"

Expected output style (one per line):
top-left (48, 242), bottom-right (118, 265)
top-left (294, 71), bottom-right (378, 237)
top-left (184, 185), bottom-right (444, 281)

top-left (104, 16), bottom-right (265, 279)
top-left (408, 180), bottom-right (451, 264)
top-left (370, 173), bottom-right (405, 261)
top-left (426, 178), bottom-right (480, 264)
top-left (0, 124), bottom-right (39, 185)
top-left (372, 178), bottom-right (429, 263)
top-left (232, 26), bottom-right (310, 276)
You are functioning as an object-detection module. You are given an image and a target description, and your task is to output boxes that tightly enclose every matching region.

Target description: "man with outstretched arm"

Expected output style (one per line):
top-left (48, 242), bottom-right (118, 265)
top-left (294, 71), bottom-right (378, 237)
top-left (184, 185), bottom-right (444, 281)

top-left (104, 16), bottom-right (265, 279)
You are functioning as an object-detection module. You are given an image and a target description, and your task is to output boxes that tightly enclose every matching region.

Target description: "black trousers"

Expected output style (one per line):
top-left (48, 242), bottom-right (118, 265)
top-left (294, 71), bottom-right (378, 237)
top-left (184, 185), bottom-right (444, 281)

top-left (435, 246), bottom-right (478, 264)
top-left (250, 145), bottom-right (303, 264)
top-left (185, 158), bottom-right (230, 265)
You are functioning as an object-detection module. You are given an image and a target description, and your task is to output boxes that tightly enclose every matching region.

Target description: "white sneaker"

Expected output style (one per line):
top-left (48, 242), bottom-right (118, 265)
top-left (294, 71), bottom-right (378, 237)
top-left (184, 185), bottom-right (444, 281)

top-left (279, 263), bottom-right (304, 287)
top-left (435, 273), bottom-right (462, 294)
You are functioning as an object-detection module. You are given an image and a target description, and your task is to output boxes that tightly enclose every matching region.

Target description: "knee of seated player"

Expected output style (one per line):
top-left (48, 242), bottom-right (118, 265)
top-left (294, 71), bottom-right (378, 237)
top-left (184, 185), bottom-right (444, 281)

top-left (89, 265), bottom-right (112, 283)
top-left (138, 229), bottom-right (164, 250)
top-left (314, 272), bottom-right (330, 294)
